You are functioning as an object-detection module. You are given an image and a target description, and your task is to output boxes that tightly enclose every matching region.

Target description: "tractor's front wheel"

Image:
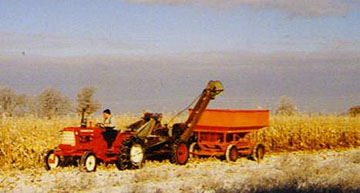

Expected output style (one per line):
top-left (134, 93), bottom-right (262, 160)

top-left (79, 151), bottom-right (97, 172)
top-left (170, 141), bottom-right (189, 165)
top-left (44, 149), bottom-right (60, 170)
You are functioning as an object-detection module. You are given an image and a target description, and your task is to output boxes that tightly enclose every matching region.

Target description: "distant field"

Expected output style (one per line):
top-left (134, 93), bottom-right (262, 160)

top-left (1, 149), bottom-right (360, 192)
top-left (0, 114), bottom-right (360, 170)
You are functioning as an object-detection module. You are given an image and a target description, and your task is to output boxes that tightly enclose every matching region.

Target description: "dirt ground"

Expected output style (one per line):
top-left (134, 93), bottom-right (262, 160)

top-left (1, 149), bottom-right (360, 193)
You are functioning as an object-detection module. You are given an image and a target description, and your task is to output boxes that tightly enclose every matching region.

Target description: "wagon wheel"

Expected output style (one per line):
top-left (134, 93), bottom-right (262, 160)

top-left (170, 141), bottom-right (189, 165)
top-left (44, 149), bottom-right (61, 170)
top-left (79, 151), bottom-right (97, 172)
top-left (118, 136), bottom-right (145, 170)
top-left (249, 144), bottom-right (265, 163)
top-left (189, 142), bottom-right (199, 158)
top-left (225, 145), bottom-right (238, 162)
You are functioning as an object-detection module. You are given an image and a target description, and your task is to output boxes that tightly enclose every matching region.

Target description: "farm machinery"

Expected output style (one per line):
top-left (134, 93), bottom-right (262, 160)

top-left (44, 80), bottom-right (224, 172)
top-left (188, 109), bottom-right (269, 162)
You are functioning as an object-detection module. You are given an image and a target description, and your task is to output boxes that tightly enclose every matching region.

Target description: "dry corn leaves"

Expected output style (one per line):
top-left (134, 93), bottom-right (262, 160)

top-left (0, 114), bottom-right (359, 170)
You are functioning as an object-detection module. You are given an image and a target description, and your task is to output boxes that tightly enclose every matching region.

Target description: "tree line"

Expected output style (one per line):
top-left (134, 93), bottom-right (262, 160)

top-left (274, 95), bottom-right (360, 116)
top-left (0, 87), bottom-right (100, 119)
top-left (0, 86), bottom-right (358, 117)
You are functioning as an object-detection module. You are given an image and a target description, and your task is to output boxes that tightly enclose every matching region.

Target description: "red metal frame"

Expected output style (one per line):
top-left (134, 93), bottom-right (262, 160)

top-left (189, 109), bottom-right (269, 157)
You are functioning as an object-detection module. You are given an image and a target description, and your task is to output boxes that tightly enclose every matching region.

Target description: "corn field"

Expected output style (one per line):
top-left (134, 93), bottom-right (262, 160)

top-left (259, 115), bottom-right (360, 151)
top-left (0, 114), bottom-right (360, 170)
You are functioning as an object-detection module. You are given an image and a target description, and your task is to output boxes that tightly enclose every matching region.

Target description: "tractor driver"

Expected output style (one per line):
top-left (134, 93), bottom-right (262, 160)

top-left (98, 109), bottom-right (118, 149)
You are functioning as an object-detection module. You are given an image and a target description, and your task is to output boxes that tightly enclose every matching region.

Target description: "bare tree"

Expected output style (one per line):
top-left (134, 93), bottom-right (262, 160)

top-left (275, 96), bottom-right (298, 116)
top-left (24, 95), bottom-right (42, 117)
top-left (0, 87), bottom-right (26, 117)
top-left (348, 105), bottom-right (360, 117)
top-left (76, 87), bottom-right (101, 116)
top-left (38, 88), bottom-right (72, 119)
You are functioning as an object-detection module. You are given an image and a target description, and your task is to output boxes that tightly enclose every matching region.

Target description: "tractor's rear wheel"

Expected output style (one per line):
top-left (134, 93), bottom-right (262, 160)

top-left (79, 151), bottom-right (97, 172)
top-left (118, 137), bottom-right (145, 170)
top-left (44, 149), bottom-right (60, 170)
top-left (130, 143), bottom-right (145, 166)
top-left (225, 145), bottom-right (238, 162)
top-left (170, 141), bottom-right (189, 165)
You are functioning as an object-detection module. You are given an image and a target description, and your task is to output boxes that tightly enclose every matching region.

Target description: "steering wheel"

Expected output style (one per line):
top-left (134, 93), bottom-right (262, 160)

top-left (96, 123), bottom-right (105, 128)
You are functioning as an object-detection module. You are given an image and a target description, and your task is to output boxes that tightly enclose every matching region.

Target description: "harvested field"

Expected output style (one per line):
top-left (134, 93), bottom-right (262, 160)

top-left (1, 149), bottom-right (360, 193)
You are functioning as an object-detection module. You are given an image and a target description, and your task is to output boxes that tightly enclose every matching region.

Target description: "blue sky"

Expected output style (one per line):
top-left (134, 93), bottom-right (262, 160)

top-left (1, 0), bottom-right (359, 56)
top-left (0, 0), bottom-right (359, 113)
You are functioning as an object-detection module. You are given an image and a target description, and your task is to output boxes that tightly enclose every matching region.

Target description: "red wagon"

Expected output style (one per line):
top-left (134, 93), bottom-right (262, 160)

top-left (189, 109), bottom-right (269, 162)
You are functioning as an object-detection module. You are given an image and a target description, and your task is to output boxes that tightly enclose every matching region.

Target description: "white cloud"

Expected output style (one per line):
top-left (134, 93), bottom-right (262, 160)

top-left (124, 0), bottom-right (356, 18)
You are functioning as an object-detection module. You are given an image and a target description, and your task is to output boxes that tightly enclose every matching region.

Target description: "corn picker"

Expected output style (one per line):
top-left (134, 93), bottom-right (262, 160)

top-left (117, 80), bottom-right (224, 168)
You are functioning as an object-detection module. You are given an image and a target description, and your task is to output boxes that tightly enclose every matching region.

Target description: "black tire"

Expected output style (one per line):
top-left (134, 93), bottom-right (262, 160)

top-left (79, 151), bottom-right (97, 172)
top-left (225, 145), bottom-right (238, 162)
top-left (170, 141), bottom-right (189, 165)
top-left (118, 137), bottom-right (145, 170)
top-left (115, 159), bottom-right (122, 170)
top-left (44, 149), bottom-right (61, 170)
top-left (249, 144), bottom-right (265, 163)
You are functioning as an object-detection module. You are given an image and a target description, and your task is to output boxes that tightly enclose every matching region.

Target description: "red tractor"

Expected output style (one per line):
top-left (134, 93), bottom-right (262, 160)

top-left (43, 119), bottom-right (141, 172)
top-left (44, 80), bottom-right (224, 172)
top-left (44, 112), bottom-right (165, 172)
